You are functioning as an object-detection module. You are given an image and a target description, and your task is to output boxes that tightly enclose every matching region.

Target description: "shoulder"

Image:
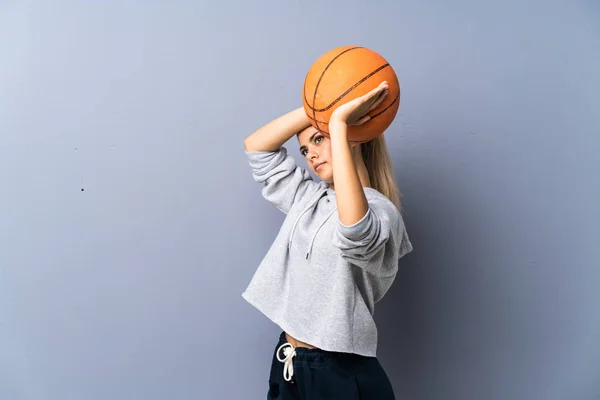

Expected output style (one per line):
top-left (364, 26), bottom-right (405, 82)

top-left (363, 187), bottom-right (391, 201)
top-left (362, 187), bottom-right (404, 228)
top-left (363, 188), bottom-right (400, 213)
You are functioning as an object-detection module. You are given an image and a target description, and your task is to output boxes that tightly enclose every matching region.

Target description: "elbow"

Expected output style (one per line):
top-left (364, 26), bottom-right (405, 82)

top-left (340, 245), bottom-right (384, 263)
top-left (244, 136), bottom-right (255, 152)
top-left (340, 247), bottom-right (391, 276)
top-left (333, 210), bottom-right (392, 268)
top-left (244, 132), bottom-right (270, 153)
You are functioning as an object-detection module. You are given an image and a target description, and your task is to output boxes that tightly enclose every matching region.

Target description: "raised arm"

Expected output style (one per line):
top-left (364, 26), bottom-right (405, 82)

top-left (244, 107), bottom-right (311, 152)
top-left (243, 107), bottom-right (321, 214)
top-left (329, 81), bottom-right (390, 225)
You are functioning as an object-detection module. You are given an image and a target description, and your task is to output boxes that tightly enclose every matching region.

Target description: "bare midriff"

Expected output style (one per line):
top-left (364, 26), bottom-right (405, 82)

top-left (285, 332), bottom-right (317, 349)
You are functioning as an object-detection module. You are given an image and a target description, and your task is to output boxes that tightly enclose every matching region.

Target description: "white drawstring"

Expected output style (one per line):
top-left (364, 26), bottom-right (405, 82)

top-left (276, 342), bottom-right (296, 381)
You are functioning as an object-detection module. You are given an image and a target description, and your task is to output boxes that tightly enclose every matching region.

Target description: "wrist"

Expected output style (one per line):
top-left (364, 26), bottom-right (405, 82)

top-left (294, 108), bottom-right (311, 129)
top-left (329, 115), bottom-right (347, 128)
top-left (329, 118), bottom-right (349, 144)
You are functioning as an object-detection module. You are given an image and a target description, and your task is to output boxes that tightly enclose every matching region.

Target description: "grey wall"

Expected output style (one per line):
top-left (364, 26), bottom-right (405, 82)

top-left (1, 1), bottom-right (599, 399)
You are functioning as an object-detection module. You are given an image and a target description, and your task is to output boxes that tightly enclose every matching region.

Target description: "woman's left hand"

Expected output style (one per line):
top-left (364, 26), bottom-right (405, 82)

top-left (330, 81), bottom-right (389, 126)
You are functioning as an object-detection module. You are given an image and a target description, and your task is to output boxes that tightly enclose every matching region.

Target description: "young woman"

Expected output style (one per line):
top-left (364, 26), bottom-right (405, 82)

top-left (243, 81), bottom-right (413, 399)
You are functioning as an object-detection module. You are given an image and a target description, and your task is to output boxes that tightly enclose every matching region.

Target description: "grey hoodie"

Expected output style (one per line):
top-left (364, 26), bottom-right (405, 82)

top-left (242, 145), bottom-right (413, 356)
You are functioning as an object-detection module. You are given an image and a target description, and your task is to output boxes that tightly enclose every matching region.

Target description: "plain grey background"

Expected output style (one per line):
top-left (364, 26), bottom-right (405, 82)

top-left (1, 0), bottom-right (599, 399)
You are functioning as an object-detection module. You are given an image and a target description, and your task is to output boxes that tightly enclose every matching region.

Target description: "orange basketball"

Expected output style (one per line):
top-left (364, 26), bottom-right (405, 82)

top-left (302, 46), bottom-right (400, 143)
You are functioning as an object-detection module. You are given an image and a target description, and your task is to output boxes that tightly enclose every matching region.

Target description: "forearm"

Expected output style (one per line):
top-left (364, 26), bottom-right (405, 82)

top-left (244, 107), bottom-right (311, 152)
top-left (329, 118), bottom-right (369, 225)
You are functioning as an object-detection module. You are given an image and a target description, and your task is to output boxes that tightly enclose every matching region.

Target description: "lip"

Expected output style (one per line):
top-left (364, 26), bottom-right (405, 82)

top-left (314, 162), bottom-right (326, 171)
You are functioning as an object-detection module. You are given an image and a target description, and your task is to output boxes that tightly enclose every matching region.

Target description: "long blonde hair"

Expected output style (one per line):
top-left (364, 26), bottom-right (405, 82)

top-left (360, 133), bottom-right (402, 211)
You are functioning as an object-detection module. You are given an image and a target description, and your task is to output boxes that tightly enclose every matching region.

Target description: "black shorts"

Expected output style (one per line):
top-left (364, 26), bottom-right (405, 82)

top-left (267, 331), bottom-right (396, 399)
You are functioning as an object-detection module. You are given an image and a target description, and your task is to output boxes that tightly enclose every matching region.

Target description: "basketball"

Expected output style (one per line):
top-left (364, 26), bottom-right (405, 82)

top-left (302, 46), bottom-right (400, 143)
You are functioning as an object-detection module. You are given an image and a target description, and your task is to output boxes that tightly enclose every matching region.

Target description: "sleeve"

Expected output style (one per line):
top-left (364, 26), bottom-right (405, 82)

top-left (245, 146), bottom-right (320, 214)
top-left (332, 195), bottom-right (413, 277)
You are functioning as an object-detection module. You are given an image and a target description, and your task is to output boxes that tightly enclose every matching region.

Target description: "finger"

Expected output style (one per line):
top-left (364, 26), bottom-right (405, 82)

top-left (365, 84), bottom-right (386, 99)
top-left (370, 89), bottom-right (388, 110)
top-left (375, 81), bottom-right (389, 93)
top-left (360, 91), bottom-right (383, 111)
top-left (369, 82), bottom-right (389, 101)
top-left (356, 115), bottom-right (371, 125)
top-left (363, 88), bottom-right (387, 110)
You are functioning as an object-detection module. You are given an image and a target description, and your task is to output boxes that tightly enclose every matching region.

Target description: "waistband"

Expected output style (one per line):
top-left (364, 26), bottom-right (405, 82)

top-left (275, 331), bottom-right (333, 382)
top-left (276, 331), bottom-right (334, 363)
top-left (275, 330), bottom-right (371, 364)
top-left (275, 331), bottom-right (375, 383)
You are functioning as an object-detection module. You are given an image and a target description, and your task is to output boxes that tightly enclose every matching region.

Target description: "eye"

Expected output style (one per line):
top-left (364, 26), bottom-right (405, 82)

top-left (300, 135), bottom-right (324, 157)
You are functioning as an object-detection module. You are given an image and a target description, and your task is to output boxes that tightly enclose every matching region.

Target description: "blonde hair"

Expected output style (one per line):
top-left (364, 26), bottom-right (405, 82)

top-left (360, 133), bottom-right (402, 211)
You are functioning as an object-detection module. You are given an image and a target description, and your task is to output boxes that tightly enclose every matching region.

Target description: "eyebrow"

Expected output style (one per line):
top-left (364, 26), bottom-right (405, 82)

top-left (299, 131), bottom-right (319, 153)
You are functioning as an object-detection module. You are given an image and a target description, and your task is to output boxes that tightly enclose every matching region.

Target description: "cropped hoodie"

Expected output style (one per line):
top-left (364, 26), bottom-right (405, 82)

top-left (242, 146), bottom-right (413, 356)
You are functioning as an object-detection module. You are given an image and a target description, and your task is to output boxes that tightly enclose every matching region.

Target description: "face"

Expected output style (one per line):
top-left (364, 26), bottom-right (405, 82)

top-left (297, 126), bottom-right (333, 184)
